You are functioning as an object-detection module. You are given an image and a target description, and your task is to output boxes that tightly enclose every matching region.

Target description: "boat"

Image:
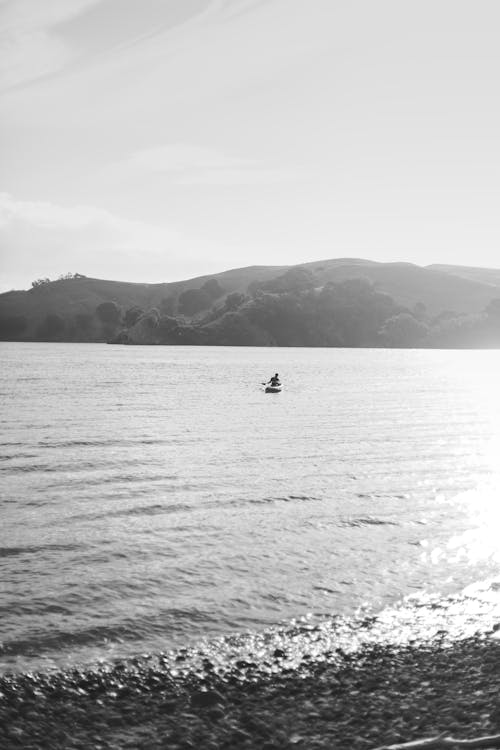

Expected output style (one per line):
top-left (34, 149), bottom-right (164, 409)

top-left (265, 383), bottom-right (282, 393)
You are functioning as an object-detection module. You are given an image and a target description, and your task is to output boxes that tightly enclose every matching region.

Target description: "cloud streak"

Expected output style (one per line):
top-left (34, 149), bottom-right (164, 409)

top-left (0, 191), bottom-right (178, 246)
top-left (0, 192), bottom-right (186, 290)
top-left (0, 0), bottom-right (103, 89)
top-left (119, 143), bottom-right (292, 185)
top-left (0, 191), bottom-right (231, 292)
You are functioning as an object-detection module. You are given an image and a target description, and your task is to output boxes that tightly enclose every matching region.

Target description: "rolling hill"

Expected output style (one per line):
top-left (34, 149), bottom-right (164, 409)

top-left (1, 258), bottom-right (500, 345)
top-left (427, 264), bottom-right (500, 289)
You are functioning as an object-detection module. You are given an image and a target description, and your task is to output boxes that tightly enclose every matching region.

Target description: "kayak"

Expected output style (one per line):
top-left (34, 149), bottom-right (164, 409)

top-left (265, 384), bottom-right (282, 393)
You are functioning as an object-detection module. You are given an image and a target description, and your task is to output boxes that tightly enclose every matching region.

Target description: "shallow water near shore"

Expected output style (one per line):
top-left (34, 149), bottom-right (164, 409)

top-left (1, 343), bottom-right (500, 674)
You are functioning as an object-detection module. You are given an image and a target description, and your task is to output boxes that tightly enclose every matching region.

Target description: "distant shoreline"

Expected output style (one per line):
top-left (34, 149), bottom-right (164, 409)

top-left (2, 260), bottom-right (500, 348)
top-left (3, 339), bottom-right (500, 351)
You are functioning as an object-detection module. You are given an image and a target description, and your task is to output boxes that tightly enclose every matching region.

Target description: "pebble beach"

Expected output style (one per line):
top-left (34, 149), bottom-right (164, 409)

top-left (2, 583), bottom-right (499, 750)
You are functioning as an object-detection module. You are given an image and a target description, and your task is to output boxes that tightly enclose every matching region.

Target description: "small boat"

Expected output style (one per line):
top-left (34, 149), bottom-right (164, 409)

top-left (265, 383), bottom-right (282, 393)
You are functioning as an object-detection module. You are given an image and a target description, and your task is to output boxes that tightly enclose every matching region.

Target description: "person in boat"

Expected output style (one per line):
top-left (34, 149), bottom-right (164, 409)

top-left (268, 373), bottom-right (281, 387)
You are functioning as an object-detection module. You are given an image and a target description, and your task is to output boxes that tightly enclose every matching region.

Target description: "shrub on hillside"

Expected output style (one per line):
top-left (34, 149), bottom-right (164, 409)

top-left (96, 301), bottom-right (121, 325)
top-left (223, 292), bottom-right (247, 312)
top-left (160, 297), bottom-right (176, 315)
top-left (31, 278), bottom-right (51, 289)
top-left (201, 279), bottom-right (224, 300)
top-left (380, 313), bottom-right (429, 347)
top-left (178, 288), bottom-right (212, 316)
top-left (248, 267), bottom-right (314, 296)
top-left (37, 313), bottom-right (66, 340)
top-left (124, 307), bottom-right (144, 327)
top-left (0, 315), bottom-right (28, 339)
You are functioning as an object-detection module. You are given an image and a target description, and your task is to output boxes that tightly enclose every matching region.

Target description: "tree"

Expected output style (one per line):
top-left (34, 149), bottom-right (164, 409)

top-left (71, 313), bottom-right (93, 341)
top-left (37, 313), bottom-right (66, 339)
top-left (74, 313), bottom-right (93, 333)
top-left (486, 298), bottom-right (500, 318)
top-left (160, 296), bottom-right (176, 315)
top-left (427, 313), bottom-right (479, 348)
top-left (140, 309), bottom-right (160, 329)
top-left (249, 267), bottom-right (314, 295)
top-left (412, 301), bottom-right (427, 321)
top-left (96, 301), bottom-right (121, 325)
top-left (205, 311), bottom-right (268, 345)
top-left (201, 279), bottom-right (224, 300)
top-left (178, 288), bottom-right (211, 316)
top-left (158, 315), bottom-right (178, 335)
top-left (380, 313), bottom-right (428, 347)
top-left (57, 272), bottom-right (81, 281)
top-left (315, 280), bottom-right (399, 346)
top-left (224, 292), bottom-right (247, 312)
top-left (31, 277), bottom-right (51, 288)
top-left (124, 306), bottom-right (144, 327)
top-left (0, 315), bottom-right (27, 339)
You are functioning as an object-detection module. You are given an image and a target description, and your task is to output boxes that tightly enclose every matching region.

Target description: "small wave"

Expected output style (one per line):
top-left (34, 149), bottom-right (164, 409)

top-left (109, 503), bottom-right (193, 519)
top-left (0, 608), bottom-right (219, 657)
top-left (0, 463), bottom-right (59, 474)
top-left (0, 461), bottom-right (120, 475)
top-left (69, 503), bottom-right (193, 523)
top-left (0, 543), bottom-right (84, 559)
top-left (38, 438), bottom-right (132, 449)
top-left (81, 472), bottom-right (176, 487)
top-left (313, 585), bottom-right (340, 594)
top-left (357, 492), bottom-right (409, 500)
top-left (0, 453), bottom-right (38, 462)
top-left (339, 517), bottom-right (399, 528)
top-left (0, 461), bottom-right (169, 478)
top-left (249, 494), bottom-right (322, 505)
top-left (37, 438), bottom-right (174, 449)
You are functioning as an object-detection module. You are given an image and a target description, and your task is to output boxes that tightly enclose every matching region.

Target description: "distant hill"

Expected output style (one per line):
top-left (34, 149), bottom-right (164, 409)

top-left (1, 259), bottom-right (500, 347)
top-left (299, 259), bottom-right (498, 315)
top-left (427, 264), bottom-right (500, 289)
top-left (0, 266), bottom-right (287, 341)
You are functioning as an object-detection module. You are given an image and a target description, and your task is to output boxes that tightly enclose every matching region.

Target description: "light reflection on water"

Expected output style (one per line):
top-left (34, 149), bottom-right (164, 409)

top-left (1, 343), bottom-right (500, 673)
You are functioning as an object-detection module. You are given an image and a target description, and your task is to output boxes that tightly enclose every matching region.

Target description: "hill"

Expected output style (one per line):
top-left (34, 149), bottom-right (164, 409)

top-left (299, 259), bottom-right (497, 315)
top-left (1, 259), bottom-right (500, 347)
top-left (427, 264), bottom-right (500, 288)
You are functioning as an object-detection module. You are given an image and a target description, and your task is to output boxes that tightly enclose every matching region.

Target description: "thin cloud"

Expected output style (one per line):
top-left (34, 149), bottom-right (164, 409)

top-left (126, 143), bottom-right (249, 172)
top-left (0, 191), bottom-right (178, 247)
top-left (120, 143), bottom-right (293, 185)
top-left (177, 168), bottom-right (293, 185)
top-left (0, 0), bottom-right (103, 89)
top-left (0, 192), bottom-right (226, 291)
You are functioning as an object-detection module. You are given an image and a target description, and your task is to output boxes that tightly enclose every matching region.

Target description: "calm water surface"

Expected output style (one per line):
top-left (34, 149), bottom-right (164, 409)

top-left (1, 343), bottom-right (500, 672)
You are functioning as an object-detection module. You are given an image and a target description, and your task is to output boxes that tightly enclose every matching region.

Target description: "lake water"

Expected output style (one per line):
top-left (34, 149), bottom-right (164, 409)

top-left (1, 343), bottom-right (500, 673)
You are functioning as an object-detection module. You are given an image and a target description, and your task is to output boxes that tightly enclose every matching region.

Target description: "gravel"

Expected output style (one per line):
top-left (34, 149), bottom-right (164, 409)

top-left (1, 588), bottom-right (500, 750)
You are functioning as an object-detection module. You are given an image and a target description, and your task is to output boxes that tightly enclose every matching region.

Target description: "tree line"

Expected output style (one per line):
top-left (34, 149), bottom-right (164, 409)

top-left (111, 270), bottom-right (500, 349)
top-left (2, 269), bottom-right (500, 348)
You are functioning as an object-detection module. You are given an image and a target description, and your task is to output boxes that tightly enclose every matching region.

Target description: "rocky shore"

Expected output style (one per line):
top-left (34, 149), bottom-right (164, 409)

top-left (1, 587), bottom-right (499, 750)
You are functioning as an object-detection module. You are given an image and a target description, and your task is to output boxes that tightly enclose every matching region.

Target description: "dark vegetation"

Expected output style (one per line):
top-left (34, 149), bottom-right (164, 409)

top-left (2, 260), bottom-right (500, 347)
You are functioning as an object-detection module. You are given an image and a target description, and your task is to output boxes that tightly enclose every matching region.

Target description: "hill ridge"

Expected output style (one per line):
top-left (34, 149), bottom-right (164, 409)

top-left (2, 258), bottom-right (500, 347)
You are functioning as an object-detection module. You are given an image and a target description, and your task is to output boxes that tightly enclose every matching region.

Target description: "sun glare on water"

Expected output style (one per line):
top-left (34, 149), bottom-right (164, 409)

top-left (444, 351), bottom-right (500, 568)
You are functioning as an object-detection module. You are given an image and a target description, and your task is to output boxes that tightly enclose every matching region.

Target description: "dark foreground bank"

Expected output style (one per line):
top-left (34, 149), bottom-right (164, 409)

top-left (1, 634), bottom-right (499, 750)
top-left (1, 588), bottom-right (500, 750)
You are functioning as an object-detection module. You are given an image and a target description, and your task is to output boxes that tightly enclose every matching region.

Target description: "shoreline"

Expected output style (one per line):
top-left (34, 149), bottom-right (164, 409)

top-left (2, 584), bottom-right (499, 749)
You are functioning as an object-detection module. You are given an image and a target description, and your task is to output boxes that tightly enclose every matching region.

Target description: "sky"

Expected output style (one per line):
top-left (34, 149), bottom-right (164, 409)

top-left (1, 0), bottom-right (499, 291)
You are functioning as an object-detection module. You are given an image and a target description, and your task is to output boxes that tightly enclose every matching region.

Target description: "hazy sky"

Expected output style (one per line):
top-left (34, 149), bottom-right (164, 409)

top-left (1, 0), bottom-right (499, 290)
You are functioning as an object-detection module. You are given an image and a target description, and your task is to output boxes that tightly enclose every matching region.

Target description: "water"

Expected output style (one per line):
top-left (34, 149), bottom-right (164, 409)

top-left (1, 343), bottom-right (500, 674)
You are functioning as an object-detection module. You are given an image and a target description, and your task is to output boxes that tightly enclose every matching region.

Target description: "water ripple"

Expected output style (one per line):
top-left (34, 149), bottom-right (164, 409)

top-left (0, 543), bottom-right (84, 558)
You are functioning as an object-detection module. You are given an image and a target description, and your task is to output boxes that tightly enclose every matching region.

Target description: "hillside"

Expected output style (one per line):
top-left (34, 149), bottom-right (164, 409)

top-left (0, 266), bottom-right (288, 339)
top-left (1, 259), bottom-right (500, 347)
top-left (427, 264), bottom-right (500, 288)
top-left (299, 259), bottom-right (497, 315)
